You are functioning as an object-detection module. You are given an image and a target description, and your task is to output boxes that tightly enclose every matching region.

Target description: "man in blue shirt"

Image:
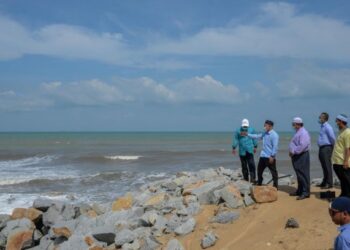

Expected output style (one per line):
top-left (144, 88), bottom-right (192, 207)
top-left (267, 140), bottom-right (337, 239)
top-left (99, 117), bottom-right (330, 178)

top-left (329, 196), bottom-right (350, 250)
top-left (246, 120), bottom-right (279, 188)
top-left (232, 119), bottom-right (258, 183)
top-left (317, 112), bottom-right (336, 189)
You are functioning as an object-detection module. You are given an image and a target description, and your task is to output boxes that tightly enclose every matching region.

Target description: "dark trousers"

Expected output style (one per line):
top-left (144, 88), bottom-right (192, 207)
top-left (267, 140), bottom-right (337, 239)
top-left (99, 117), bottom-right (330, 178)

top-left (318, 145), bottom-right (333, 186)
top-left (333, 164), bottom-right (350, 197)
top-left (292, 151), bottom-right (310, 196)
top-left (239, 152), bottom-right (256, 182)
top-left (257, 157), bottom-right (278, 188)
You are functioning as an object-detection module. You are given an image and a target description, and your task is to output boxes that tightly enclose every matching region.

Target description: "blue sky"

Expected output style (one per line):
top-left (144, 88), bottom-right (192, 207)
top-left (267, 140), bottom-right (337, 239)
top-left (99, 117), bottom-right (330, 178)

top-left (0, 0), bottom-right (349, 131)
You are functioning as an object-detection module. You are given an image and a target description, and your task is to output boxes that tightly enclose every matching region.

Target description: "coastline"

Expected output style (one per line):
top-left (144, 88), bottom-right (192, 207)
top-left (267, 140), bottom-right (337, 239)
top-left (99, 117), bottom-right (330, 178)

top-left (0, 167), bottom-right (339, 250)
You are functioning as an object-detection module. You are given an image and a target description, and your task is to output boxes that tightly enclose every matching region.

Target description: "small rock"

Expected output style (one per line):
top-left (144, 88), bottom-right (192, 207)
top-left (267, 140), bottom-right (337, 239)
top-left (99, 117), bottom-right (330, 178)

top-left (243, 194), bottom-right (255, 207)
top-left (211, 211), bottom-right (240, 224)
top-left (166, 239), bottom-right (184, 250)
top-left (252, 186), bottom-right (278, 203)
top-left (141, 211), bottom-right (158, 226)
top-left (161, 181), bottom-right (178, 191)
top-left (112, 194), bottom-right (133, 211)
top-left (201, 231), bottom-right (218, 249)
top-left (285, 218), bottom-right (299, 228)
top-left (54, 236), bottom-right (69, 246)
top-left (174, 217), bottom-right (196, 236)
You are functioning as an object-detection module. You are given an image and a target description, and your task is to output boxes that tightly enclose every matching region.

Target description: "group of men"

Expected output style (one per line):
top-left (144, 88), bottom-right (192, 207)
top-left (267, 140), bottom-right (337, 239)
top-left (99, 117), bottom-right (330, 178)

top-left (232, 113), bottom-right (350, 200)
top-left (232, 113), bottom-right (350, 249)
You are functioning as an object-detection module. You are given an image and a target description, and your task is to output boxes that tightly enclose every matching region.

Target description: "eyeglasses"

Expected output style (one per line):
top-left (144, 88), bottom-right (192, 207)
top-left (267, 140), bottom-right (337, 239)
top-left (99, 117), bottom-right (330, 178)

top-left (329, 208), bottom-right (341, 216)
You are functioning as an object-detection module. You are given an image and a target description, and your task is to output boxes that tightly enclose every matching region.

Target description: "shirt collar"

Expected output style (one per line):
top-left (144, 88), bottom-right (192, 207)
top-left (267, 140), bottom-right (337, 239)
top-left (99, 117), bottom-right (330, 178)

top-left (338, 223), bottom-right (350, 232)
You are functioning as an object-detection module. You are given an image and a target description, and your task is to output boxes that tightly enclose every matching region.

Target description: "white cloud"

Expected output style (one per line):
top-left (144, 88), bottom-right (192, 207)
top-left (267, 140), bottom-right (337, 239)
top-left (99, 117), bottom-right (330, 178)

top-left (42, 79), bottom-right (131, 106)
top-left (0, 15), bottom-right (132, 64)
top-left (0, 90), bottom-right (52, 112)
top-left (39, 75), bottom-right (245, 108)
top-left (152, 2), bottom-right (350, 61)
top-left (2, 2), bottom-right (350, 66)
top-left (276, 64), bottom-right (350, 98)
top-left (175, 75), bottom-right (246, 104)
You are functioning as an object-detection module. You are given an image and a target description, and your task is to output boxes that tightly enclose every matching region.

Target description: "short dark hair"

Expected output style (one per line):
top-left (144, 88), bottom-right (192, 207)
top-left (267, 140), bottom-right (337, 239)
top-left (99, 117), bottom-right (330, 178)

top-left (265, 120), bottom-right (274, 126)
top-left (321, 112), bottom-right (329, 121)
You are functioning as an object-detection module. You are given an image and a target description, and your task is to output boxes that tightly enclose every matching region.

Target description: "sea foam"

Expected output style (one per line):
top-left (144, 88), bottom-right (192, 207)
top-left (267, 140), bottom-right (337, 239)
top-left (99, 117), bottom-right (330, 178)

top-left (104, 155), bottom-right (141, 160)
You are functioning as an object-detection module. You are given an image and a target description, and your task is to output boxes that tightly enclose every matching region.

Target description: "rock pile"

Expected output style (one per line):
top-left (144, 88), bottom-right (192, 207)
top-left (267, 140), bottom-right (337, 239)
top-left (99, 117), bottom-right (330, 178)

top-left (0, 167), bottom-right (284, 250)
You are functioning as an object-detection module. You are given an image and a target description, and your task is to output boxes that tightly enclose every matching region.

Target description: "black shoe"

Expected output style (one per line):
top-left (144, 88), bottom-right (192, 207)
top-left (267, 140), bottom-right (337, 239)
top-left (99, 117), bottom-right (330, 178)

top-left (289, 192), bottom-right (300, 196)
top-left (321, 184), bottom-right (333, 189)
top-left (316, 183), bottom-right (326, 188)
top-left (296, 195), bottom-right (310, 200)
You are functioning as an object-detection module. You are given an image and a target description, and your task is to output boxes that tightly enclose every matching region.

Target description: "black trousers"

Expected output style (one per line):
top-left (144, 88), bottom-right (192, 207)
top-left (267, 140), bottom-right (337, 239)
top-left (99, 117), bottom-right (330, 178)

top-left (292, 151), bottom-right (310, 196)
top-left (333, 164), bottom-right (350, 197)
top-left (257, 157), bottom-right (278, 188)
top-left (318, 145), bottom-right (333, 186)
top-left (239, 152), bottom-right (256, 182)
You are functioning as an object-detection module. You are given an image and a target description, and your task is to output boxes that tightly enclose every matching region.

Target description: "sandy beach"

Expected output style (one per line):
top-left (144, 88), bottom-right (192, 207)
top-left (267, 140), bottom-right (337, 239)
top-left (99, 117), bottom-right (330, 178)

top-left (160, 185), bottom-right (339, 250)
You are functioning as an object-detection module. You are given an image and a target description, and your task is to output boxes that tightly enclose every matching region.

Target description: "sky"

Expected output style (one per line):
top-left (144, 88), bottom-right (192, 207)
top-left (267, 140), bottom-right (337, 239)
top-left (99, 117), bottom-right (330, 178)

top-left (0, 0), bottom-right (350, 132)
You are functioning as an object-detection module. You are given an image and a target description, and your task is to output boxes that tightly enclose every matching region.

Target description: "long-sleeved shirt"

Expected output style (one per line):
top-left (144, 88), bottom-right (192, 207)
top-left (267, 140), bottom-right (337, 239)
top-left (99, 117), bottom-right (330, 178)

top-left (318, 122), bottom-right (336, 147)
top-left (334, 224), bottom-right (350, 250)
top-left (232, 127), bottom-right (258, 156)
top-left (248, 130), bottom-right (279, 158)
top-left (289, 127), bottom-right (311, 155)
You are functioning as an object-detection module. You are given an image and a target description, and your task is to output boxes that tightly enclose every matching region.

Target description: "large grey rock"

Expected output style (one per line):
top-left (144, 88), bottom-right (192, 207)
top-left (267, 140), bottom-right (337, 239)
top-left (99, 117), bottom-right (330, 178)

top-left (1, 218), bottom-right (34, 237)
top-left (0, 214), bottom-right (10, 231)
top-left (191, 181), bottom-right (226, 205)
top-left (115, 229), bottom-right (137, 247)
top-left (33, 198), bottom-right (60, 212)
top-left (201, 231), bottom-right (218, 249)
top-left (42, 204), bottom-right (62, 227)
top-left (54, 236), bottom-right (69, 246)
top-left (211, 211), bottom-right (240, 224)
top-left (174, 217), bottom-right (196, 236)
top-left (217, 187), bottom-right (243, 209)
top-left (166, 239), bottom-right (184, 250)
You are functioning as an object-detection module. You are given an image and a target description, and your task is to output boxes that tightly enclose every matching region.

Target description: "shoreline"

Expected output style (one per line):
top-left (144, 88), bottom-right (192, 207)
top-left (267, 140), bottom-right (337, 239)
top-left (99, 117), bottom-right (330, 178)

top-left (0, 167), bottom-right (339, 250)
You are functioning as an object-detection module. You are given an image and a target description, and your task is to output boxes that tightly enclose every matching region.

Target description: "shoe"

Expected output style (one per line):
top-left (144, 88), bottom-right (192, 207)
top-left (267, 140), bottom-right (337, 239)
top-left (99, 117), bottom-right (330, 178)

top-left (296, 195), bottom-right (310, 200)
top-left (321, 185), bottom-right (333, 189)
top-left (316, 183), bottom-right (326, 188)
top-left (289, 192), bottom-right (300, 196)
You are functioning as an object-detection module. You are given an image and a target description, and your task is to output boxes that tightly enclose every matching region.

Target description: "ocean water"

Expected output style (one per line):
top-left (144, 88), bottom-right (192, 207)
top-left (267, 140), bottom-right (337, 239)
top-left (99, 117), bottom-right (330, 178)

top-left (0, 132), bottom-right (322, 214)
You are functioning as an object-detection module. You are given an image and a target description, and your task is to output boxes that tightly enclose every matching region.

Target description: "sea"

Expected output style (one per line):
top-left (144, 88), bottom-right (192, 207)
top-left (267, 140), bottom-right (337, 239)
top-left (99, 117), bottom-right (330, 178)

top-left (0, 132), bottom-right (322, 214)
